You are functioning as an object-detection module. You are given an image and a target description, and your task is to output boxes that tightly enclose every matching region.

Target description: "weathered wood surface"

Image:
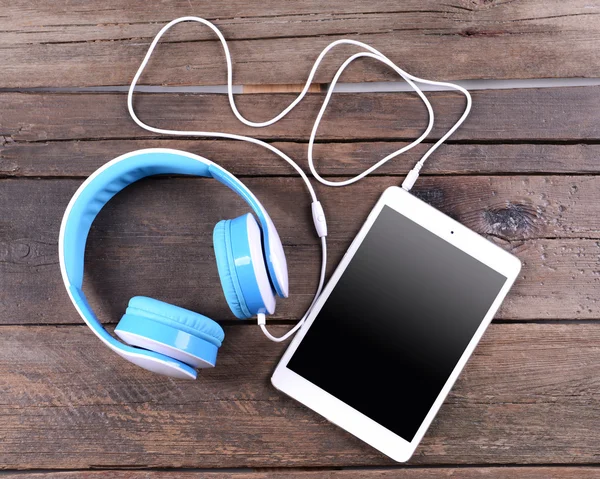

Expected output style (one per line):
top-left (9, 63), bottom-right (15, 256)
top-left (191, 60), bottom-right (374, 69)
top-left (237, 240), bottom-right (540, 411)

top-left (4, 139), bottom-right (600, 177)
top-left (2, 175), bottom-right (600, 325)
top-left (0, 323), bottom-right (598, 468)
top-left (5, 468), bottom-right (600, 479)
top-left (1, 2), bottom-right (599, 472)
top-left (1, 1), bottom-right (600, 87)
top-left (2, 88), bottom-right (600, 144)
top-left (3, 88), bottom-right (600, 180)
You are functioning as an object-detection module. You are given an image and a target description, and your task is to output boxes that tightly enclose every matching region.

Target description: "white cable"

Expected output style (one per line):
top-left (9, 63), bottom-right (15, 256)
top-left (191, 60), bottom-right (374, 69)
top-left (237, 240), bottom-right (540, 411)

top-left (127, 16), bottom-right (471, 342)
top-left (127, 17), bottom-right (318, 203)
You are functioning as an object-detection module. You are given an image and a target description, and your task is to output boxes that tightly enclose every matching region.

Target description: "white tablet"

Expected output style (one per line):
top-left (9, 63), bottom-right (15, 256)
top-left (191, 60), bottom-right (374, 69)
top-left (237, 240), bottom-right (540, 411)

top-left (272, 186), bottom-right (521, 462)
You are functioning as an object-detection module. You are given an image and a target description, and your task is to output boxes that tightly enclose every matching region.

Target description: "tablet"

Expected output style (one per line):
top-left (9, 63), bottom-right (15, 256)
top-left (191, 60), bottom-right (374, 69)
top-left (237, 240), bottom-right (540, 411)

top-left (272, 186), bottom-right (521, 462)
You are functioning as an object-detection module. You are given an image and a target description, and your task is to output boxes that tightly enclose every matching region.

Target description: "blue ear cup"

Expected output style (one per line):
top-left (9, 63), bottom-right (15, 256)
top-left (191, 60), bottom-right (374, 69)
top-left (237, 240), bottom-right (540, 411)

top-left (213, 213), bottom-right (276, 319)
top-left (213, 219), bottom-right (250, 319)
top-left (114, 296), bottom-right (225, 369)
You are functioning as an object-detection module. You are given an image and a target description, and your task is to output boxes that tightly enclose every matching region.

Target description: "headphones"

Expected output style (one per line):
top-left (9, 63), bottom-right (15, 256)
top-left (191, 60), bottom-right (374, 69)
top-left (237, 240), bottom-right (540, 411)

top-left (59, 148), bottom-right (289, 379)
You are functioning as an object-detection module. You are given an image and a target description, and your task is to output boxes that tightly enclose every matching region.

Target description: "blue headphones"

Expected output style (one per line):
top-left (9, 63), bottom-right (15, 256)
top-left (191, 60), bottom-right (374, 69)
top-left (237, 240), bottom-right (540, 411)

top-left (59, 149), bottom-right (289, 379)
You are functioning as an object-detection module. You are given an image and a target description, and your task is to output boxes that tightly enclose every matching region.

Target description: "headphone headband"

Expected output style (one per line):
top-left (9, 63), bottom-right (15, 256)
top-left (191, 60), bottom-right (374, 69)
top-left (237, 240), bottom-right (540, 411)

top-left (58, 148), bottom-right (288, 379)
top-left (59, 149), bottom-right (287, 293)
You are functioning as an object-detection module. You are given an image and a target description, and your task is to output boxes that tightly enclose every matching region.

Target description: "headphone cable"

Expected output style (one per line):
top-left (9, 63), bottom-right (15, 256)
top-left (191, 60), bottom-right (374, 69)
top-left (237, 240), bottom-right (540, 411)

top-left (127, 16), bottom-right (471, 342)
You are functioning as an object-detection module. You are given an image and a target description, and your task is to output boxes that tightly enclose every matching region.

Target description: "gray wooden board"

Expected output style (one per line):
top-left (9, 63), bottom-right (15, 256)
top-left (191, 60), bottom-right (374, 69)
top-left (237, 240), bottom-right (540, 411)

top-left (0, 323), bottom-right (598, 468)
top-left (1, 176), bottom-right (600, 325)
top-left (1, 1), bottom-right (600, 87)
top-left (4, 140), bottom-right (600, 177)
top-left (2, 88), bottom-right (600, 143)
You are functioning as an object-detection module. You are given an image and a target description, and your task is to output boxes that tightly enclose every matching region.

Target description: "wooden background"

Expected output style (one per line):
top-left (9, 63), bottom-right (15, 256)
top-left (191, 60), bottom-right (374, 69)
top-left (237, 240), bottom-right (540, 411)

top-left (1, 0), bottom-right (600, 477)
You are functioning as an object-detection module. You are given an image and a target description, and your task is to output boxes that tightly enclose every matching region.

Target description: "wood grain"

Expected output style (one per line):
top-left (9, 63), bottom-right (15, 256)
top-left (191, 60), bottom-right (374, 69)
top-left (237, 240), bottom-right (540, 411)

top-left (5, 468), bottom-right (600, 479)
top-left (2, 1), bottom-right (599, 474)
top-left (2, 175), bottom-right (600, 325)
top-left (0, 323), bottom-right (598, 468)
top-left (2, 88), bottom-right (600, 143)
top-left (1, 1), bottom-right (599, 87)
top-left (4, 139), bottom-right (600, 178)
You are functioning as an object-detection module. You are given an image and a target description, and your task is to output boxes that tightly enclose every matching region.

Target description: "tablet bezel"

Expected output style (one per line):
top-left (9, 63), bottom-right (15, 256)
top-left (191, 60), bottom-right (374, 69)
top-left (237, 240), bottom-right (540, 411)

top-left (271, 185), bottom-right (521, 462)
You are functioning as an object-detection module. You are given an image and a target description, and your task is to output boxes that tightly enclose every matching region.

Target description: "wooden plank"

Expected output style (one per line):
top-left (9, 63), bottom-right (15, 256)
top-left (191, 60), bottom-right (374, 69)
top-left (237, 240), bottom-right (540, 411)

top-left (1, 175), bottom-right (600, 325)
top-left (4, 140), bottom-right (600, 177)
top-left (5, 467), bottom-right (600, 479)
top-left (2, 88), bottom-right (600, 144)
top-left (1, 1), bottom-right (599, 87)
top-left (0, 323), bottom-right (598, 468)
top-left (5, 0), bottom-right (597, 42)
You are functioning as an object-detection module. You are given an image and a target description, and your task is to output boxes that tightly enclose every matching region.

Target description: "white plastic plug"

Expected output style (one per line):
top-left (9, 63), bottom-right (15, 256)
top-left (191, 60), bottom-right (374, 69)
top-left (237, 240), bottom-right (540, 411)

top-left (311, 201), bottom-right (328, 237)
top-left (402, 167), bottom-right (421, 191)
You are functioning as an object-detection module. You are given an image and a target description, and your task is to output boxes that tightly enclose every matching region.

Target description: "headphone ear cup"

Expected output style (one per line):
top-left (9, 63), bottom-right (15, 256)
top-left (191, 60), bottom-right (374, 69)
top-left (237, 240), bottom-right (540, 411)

top-left (213, 218), bottom-right (251, 319)
top-left (213, 213), bottom-right (276, 319)
top-left (115, 296), bottom-right (225, 369)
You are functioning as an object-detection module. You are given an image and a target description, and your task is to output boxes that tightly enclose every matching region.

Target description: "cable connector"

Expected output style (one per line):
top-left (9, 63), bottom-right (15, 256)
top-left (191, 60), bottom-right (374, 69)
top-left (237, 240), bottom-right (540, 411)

top-left (402, 166), bottom-right (421, 191)
top-left (311, 201), bottom-right (328, 237)
top-left (257, 313), bottom-right (267, 325)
